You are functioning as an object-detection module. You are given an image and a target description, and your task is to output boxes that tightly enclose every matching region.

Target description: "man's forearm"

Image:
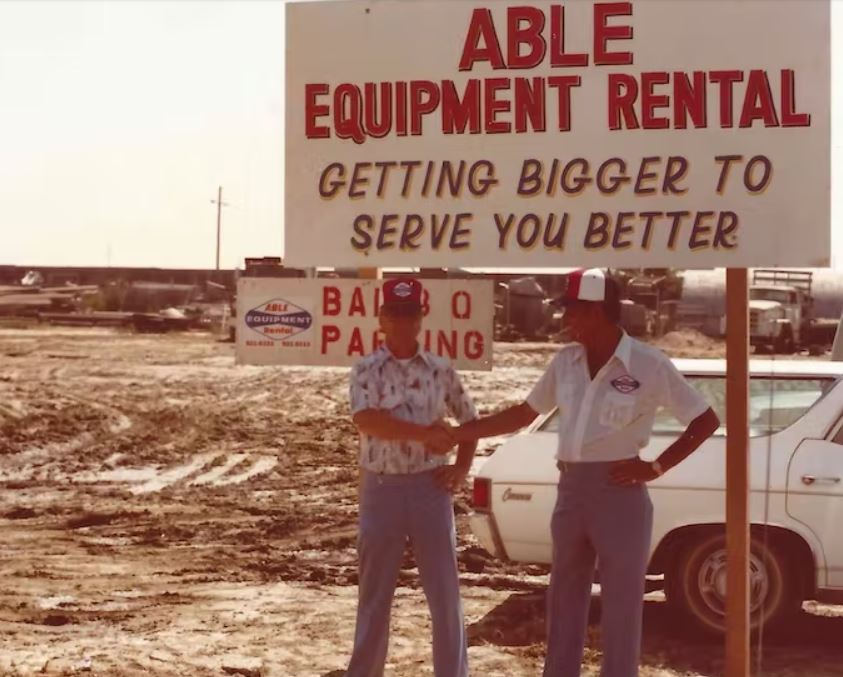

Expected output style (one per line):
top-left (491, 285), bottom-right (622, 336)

top-left (456, 402), bottom-right (538, 442)
top-left (353, 409), bottom-right (430, 441)
top-left (454, 440), bottom-right (478, 469)
top-left (657, 408), bottom-right (720, 472)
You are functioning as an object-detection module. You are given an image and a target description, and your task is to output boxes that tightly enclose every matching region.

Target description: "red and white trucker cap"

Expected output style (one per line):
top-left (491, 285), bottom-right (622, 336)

top-left (381, 278), bottom-right (423, 315)
top-left (555, 268), bottom-right (614, 305)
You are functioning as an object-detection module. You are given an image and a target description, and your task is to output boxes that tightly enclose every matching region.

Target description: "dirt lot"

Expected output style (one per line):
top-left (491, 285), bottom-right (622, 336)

top-left (1, 327), bottom-right (841, 676)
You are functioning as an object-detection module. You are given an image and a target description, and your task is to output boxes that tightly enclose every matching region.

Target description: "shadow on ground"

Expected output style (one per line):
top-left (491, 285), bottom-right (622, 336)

top-left (468, 590), bottom-right (843, 676)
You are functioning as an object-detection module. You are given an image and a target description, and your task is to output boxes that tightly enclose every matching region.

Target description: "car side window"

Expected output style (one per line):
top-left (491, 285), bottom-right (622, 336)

top-left (652, 376), bottom-right (726, 436)
top-left (748, 378), bottom-right (833, 435)
top-left (653, 376), bottom-right (833, 437)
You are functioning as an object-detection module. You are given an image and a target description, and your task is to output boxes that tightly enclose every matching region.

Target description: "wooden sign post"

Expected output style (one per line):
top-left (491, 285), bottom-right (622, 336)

top-left (725, 268), bottom-right (750, 676)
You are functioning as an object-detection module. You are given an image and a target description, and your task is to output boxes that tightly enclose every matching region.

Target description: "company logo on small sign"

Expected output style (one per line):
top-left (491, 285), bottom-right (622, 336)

top-left (245, 299), bottom-right (313, 341)
top-left (611, 375), bottom-right (641, 394)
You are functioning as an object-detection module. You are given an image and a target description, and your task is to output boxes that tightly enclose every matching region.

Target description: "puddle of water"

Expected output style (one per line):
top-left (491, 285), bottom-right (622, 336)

top-left (213, 456), bottom-right (278, 487)
top-left (37, 595), bottom-right (76, 610)
top-left (130, 453), bottom-right (220, 495)
top-left (191, 454), bottom-right (249, 486)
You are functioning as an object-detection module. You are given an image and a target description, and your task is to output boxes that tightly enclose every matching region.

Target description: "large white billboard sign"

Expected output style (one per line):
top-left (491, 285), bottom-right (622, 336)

top-left (286, 0), bottom-right (830, 268)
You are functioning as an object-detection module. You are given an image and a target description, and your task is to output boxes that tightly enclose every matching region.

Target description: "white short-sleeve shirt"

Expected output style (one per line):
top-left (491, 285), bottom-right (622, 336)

top-left (527, 333), bottom-right (709, 463)
top-left (350, 345), bottom-right (477, 474)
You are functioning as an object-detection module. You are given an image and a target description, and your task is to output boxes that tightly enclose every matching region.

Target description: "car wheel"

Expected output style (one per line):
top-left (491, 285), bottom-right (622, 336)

top-left (667, 533), bottom-right (801, 636)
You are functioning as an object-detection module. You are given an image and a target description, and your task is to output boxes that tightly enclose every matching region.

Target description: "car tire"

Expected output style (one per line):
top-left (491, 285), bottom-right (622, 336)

top-left (666, 532), bottom-right (801, 637)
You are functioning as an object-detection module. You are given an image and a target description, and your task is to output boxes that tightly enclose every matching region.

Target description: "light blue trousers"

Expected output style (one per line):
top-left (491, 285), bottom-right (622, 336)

top-left (345, 469), bottom-right (468, 677)
top-left (543, 461), bottom-right (653, 677)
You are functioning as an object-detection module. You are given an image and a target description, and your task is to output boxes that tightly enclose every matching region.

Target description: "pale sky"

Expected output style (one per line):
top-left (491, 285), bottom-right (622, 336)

top-left (0, 0), bottom-right (841, 270)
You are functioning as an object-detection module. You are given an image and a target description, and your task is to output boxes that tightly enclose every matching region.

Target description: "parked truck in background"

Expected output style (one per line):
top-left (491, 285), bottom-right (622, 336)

top-left (615, 268), bottom-right (683, 338)
top-left (749, 269), bottom-right (814, 354)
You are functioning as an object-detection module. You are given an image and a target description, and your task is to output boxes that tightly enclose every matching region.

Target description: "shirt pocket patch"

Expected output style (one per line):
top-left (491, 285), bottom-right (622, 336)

top-left (599, 392), bottom-right (638, 429)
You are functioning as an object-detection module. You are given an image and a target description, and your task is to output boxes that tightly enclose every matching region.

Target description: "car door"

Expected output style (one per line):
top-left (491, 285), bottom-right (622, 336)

top-left (786, 393), bottom-right (843, 588)
top-left (485, 421), bottom-right (559, 565)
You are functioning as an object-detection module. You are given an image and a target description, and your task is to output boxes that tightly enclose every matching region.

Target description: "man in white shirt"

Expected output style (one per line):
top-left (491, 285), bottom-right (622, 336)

top-left (345, 277), bottom-right (478, 677)
top-left (447, 268), bottom-right (719, 677)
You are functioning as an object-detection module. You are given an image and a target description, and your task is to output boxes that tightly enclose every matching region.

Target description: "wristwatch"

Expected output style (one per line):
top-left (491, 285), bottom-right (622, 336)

top-left (650, 459), bottom-right (665, 477)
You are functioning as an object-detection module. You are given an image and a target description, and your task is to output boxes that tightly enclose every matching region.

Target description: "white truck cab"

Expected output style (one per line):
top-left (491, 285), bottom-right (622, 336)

top-left (749, 285), bottom-right (804, 353)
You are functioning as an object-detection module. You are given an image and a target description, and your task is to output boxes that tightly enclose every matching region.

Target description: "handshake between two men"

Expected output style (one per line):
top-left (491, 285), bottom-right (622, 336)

top-left (422, 419), bottom-right (478, 494)
top-left (422, 419), bottom-right (469, 456)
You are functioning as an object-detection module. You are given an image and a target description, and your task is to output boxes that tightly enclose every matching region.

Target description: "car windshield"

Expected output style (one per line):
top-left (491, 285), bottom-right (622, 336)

top-left (539, 375), bottom-right (836, 437)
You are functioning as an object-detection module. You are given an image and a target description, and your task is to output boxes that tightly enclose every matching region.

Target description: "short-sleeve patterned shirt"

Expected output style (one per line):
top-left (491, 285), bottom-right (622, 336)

top-left (349, 345), bottom-right (477, 474)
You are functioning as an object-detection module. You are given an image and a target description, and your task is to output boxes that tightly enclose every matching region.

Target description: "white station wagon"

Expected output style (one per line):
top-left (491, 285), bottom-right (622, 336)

top-left (469, 359), bottom-right (843, 634)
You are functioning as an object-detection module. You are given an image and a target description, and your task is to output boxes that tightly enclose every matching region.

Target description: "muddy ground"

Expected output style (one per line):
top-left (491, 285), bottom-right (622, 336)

top-left (1, 327), bottom-right (841, 676)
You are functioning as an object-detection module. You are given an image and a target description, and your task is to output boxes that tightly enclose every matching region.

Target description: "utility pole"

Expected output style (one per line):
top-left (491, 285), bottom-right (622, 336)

top-left (210, 186), bottom-right (229, 270)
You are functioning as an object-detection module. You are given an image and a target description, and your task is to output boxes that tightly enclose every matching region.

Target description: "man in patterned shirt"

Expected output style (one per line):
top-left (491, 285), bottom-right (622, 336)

top-left (344, 277), bottom-right (478, 677)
